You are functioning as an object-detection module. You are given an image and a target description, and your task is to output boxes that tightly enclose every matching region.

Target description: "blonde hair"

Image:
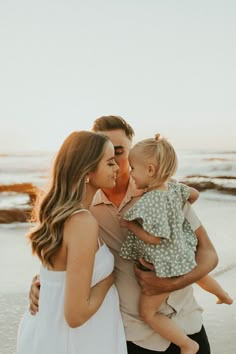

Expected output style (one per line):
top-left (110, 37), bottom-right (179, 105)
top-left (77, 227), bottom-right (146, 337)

top-left (132, 133), bottom-right (178, 185)
top-left (28, 131), bottom-right (110, 267)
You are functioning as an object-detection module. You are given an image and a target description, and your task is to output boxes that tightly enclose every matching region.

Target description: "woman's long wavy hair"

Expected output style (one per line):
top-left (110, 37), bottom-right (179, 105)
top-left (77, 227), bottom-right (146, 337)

top-left (28, 131), bottom-right (109, 268)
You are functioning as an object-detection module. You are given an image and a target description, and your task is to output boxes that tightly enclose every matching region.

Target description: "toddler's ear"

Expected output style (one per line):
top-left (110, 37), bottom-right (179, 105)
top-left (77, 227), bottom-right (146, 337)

top-left (148, 164), bottom-right (156, 177)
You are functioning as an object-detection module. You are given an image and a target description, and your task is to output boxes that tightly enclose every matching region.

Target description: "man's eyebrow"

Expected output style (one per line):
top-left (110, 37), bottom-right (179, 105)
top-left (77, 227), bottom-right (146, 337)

top-left (114, 145), bottom-right (124, 149)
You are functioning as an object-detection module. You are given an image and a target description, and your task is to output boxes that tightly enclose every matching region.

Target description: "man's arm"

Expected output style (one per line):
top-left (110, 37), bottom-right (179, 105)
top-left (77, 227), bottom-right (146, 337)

top-left (29, 275), bottom-right (40, 315)
top-left (135, 204), bottom-right (219, 296)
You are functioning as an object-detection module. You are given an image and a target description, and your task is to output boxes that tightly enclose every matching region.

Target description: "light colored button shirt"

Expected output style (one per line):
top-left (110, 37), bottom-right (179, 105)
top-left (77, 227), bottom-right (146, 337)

top-left (90, 179), bottom-right (203, 351)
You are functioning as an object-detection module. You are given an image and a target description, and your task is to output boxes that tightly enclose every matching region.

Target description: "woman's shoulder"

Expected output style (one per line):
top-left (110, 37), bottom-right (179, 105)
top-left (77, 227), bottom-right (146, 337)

top-left (68, 209), bottom-right (97, 226)
top-left (64, 209), bottom-right (98, 238)
top-left (71, 208), bottom-right (94, 218)
top-left (64, 210), bottom-right (99, 255)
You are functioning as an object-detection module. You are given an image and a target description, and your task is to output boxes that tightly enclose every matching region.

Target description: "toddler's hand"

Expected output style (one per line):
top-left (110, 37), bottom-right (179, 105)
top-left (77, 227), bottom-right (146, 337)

top-left (117, 213), bottom-right (129, 228)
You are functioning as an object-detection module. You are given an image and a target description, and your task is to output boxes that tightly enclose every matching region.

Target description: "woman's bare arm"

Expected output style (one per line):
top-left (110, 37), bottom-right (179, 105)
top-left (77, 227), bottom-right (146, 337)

top-left (29, 212), bottom-right (114, 322)
top-left (64, 212), bottom-right (114, 327)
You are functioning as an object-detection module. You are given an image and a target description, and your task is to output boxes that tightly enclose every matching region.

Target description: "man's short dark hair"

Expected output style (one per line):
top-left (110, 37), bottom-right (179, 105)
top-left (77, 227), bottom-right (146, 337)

top-left (92, 115), bottom-right (135, 140)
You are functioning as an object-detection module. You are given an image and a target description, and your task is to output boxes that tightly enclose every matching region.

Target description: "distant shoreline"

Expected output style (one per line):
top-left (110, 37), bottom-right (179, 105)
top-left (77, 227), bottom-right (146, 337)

top-left (1, 178), bottom-right (236, 224)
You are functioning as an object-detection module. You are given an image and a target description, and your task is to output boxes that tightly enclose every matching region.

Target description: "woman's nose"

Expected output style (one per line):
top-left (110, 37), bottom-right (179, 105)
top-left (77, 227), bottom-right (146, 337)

top-left (114, 161), bottom-right (119, 171)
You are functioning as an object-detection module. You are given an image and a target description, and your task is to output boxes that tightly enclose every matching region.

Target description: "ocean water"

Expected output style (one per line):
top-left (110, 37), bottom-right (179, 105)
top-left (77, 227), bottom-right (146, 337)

top-left (0, 151), bottom-right (54, 209)
top-left (0, 151), bottom-right (53, 186)
top-left (0, 149), bottom-right (236, 210)
top-left (176, 150), bottom-right (236, 178)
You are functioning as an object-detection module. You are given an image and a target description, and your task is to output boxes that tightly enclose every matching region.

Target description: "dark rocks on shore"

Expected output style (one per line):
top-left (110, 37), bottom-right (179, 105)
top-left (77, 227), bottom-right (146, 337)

top-left (0, 183), bottom-right (39, 224)
top-left (0, 183), bottom-right (39, 205)
top-left (0, 208), bottom-right (32, 223)
top-left (180, 175), bottom-right (236, 195)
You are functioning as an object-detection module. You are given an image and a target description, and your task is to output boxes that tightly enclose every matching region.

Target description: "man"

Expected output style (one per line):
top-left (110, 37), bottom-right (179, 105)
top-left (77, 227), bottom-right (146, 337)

top-left (30, 116), bottom-right (217, 353)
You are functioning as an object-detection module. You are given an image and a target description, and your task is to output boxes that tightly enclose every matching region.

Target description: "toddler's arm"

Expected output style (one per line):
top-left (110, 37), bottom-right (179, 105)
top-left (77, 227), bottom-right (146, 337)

top-left (120, 218), bottom-right (161, 245)
top-left (188, 187), bottom-right (199, 204)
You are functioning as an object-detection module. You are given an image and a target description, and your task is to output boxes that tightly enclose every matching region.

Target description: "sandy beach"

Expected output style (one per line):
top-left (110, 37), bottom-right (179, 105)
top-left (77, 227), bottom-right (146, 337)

top-left (0, 195), bottom-right (235, 354)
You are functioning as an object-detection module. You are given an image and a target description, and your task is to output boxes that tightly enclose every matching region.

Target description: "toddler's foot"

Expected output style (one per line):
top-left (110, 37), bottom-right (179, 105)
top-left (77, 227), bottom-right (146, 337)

top-left (216, 292), bottom-right (233, 305)
top-left (181, 338), bottom-right (199, 354)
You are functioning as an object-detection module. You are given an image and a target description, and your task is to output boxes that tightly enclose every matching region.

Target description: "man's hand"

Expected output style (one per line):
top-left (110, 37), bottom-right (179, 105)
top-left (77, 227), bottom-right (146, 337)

top-left (29, 275), bottom-right (40, 315)
top-left (117, 214), bottom-right (129, 228)
top-left (134, 225), bottom-right (218, 295)
top-left (134, 260), bottom-right (179, 296)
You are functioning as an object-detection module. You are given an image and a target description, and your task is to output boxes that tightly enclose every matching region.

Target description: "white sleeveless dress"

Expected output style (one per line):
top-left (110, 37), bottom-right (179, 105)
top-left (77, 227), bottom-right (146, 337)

top-left (16, 219), bottom-right (127, 354)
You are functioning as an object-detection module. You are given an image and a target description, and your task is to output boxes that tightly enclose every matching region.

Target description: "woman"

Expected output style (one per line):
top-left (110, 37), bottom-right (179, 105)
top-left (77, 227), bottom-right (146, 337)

top-left (16, 131), bottom-right (127, 354)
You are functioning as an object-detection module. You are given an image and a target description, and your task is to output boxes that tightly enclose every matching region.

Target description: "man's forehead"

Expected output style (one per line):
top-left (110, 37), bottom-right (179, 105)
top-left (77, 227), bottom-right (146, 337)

top-left (99, 129), bottom-right (132, 147)
top-left (112, 140), bottom-right (131, 150)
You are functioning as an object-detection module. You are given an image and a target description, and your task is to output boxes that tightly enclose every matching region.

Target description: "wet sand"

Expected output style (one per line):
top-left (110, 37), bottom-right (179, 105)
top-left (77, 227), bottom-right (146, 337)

top-left (0, 196), bottom-right (236, 354)
top-left (0, 224), bottom-right (39, 354)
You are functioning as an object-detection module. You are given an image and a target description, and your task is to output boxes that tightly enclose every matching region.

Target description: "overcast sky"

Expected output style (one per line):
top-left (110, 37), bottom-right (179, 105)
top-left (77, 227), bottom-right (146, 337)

top-left (1, 0), bottom-right (235, 151)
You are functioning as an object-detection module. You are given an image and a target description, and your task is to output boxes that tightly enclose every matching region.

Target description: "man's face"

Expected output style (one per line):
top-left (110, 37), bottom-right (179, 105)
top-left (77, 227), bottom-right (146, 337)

top-left (99, 129), bottom-right (132, 179)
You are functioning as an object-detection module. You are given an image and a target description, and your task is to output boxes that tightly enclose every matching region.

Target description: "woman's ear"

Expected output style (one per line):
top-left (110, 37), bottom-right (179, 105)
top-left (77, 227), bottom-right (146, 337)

top-left (148, 164), bottom-right (156, 177)
top-left (85, 173), bottom-right (90, 184)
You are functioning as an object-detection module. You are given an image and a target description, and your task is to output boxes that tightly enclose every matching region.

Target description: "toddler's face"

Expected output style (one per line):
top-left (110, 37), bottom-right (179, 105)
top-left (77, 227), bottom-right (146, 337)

top-left (128, 150), bottom-right (150, 190)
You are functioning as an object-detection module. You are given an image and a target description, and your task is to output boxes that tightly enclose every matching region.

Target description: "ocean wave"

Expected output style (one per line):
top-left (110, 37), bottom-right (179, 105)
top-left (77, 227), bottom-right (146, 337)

top-left (0, 174), bottom-right (47, 188)
top-left (176, 150), bottom-right (236, 180)
top-left (0, 151), bottom-right (54, 158)
top-left (0, 221), bottom-right (31, 229)
top-left (0, 183), bottom-right (39, 203)
top-left (177, 149), bottom-right (236, 155)
top-left (212, 263), bottom-right (236, 277)
top-left (0, 192), bottom-right (30, 209)
top-left (203, 158), bottom-right (234, 162)
top-left (208, 151), bottom-right (236, 155)
top-left (200, 190), bottom-right (236, 202)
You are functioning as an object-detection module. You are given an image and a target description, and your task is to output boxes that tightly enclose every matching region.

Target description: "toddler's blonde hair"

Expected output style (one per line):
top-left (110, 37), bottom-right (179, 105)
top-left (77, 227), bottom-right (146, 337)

top-left (132, 133), bottom-right (178, 186)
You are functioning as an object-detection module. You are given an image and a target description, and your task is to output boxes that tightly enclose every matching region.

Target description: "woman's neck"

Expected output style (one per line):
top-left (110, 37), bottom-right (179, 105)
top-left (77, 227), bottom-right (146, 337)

top-left (81, 186), bottom-right (98, 209)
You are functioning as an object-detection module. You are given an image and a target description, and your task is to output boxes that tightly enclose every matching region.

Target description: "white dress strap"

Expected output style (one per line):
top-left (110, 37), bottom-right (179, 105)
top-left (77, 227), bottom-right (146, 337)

top-left (71, 208), bottom-right (90, 216)
top-left (97, 237), bottom-right (105, 248)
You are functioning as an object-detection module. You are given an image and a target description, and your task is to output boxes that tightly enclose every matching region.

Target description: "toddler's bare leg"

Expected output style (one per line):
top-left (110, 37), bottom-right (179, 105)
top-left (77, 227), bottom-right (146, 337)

top-left (197, 275), bottom-right (233, 304)
top-left (139, 293), bottom-right (199, 354)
